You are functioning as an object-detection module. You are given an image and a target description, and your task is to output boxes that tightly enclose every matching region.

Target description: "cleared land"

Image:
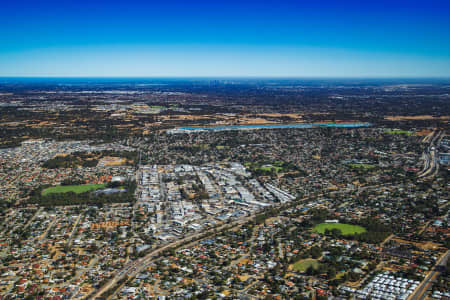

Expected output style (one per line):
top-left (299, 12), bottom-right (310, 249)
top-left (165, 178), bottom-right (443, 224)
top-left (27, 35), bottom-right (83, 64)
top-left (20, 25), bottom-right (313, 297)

top-left (292, 259), bottom-right (320, 272)
top-left (385, 115), bottom-right (449, 121)
top-left (313, 223), bottom-right (367, 235)
top-left (42, 183), bottom-right (106, 196)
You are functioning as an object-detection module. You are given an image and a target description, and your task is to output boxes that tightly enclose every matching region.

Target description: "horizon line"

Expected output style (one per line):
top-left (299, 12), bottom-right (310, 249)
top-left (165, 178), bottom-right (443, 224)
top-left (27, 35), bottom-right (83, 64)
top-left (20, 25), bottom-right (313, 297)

top-left (1, 76), bottom-right (450, 80)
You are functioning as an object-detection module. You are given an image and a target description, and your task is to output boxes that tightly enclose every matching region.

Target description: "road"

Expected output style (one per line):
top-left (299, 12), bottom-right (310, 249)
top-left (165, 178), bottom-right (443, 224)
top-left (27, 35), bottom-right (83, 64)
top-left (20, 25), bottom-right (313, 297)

top-left (418, 130), bottom-right (442, 179)
top-left (2, 209), bottom-right (17, 226)
top-left (38, 215), bottom-right (59, 242)
top-left (380, 234), bottom-right (395, 247)
top-left (408, 250), bottom-right (449, 300)
top-left (421, 130), bottom-right (435, 144)
top-left (419, 149), bottom-right (437, 178)
top-left (66, 213), bottom-right (83, 248)
top-left (90, 181), bottom-right (407, 299)
top-left (23, 207), bottom-right (43, 230)
top-left (417, 221), bottom-right (431, 235)
top-left (91, 210), bottom-right (259, 299)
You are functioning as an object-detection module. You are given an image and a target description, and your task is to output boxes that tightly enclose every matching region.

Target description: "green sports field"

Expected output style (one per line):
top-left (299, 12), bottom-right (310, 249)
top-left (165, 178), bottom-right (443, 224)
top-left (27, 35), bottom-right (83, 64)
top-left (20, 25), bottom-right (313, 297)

top-left (349, 163), bottom-right (376, 169)
top-left (42, 183), bottom-right (106, 196)
top-left (292, 259), bottom-right (320, 272)
top-left (260, 165), bottom-right (283, 172)
top-left (385, 130), bottom-right (413, 136)
top-left (313, 223), bottom-right (367, 235)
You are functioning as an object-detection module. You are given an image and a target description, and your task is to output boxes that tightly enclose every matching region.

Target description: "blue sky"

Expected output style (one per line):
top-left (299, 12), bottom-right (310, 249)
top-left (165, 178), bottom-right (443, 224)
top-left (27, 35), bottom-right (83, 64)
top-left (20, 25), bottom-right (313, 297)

top-left (0, 0), bottom-right (449, 77)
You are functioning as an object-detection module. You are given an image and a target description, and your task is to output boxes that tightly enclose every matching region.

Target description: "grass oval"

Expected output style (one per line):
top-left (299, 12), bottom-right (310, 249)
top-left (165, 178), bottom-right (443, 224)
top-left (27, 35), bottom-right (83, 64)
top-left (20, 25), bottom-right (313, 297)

top-left (313, 223), bottom-right (366, 235)
top-left (42, 183), bottom-right (106, 196)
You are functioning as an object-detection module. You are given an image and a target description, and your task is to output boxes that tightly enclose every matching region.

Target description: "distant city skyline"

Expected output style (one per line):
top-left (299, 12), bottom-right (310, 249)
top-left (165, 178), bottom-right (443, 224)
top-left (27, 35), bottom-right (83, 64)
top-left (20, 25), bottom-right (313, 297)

top-left (1, 0), bottom-right (449, 77)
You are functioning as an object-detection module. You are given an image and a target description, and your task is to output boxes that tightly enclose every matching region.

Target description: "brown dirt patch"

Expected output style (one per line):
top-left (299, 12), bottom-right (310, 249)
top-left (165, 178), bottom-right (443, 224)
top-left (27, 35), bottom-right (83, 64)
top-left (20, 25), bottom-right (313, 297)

top-left (385, 115), bottom-right (449, 121)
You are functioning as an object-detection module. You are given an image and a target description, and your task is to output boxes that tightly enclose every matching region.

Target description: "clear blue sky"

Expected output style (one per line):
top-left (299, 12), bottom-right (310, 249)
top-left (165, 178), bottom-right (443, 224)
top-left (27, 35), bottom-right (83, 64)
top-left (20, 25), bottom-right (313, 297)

top-left (1, 0), bottom-right (449, 77)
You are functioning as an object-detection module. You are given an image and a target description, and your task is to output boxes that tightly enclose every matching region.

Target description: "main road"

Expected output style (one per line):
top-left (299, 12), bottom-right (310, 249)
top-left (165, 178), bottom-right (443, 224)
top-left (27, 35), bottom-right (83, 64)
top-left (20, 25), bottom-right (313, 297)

top-left (408, 250), bottom-right (449, 300)
top-left (90, 181), bottom-right (408, 299)
top-left (91, 210), bottom-right (261, 299)
top-left (418, 130), bottom-right (442, 178)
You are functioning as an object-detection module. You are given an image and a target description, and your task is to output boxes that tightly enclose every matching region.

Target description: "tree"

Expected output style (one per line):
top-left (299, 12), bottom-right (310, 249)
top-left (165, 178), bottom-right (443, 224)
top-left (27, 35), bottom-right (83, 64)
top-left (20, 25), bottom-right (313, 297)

top-left (306, 265), bottom-right (316, 276)
top-left (310, 246), bottom-right (322, 259)
top-left (327, 267), bottom-right (337, 279)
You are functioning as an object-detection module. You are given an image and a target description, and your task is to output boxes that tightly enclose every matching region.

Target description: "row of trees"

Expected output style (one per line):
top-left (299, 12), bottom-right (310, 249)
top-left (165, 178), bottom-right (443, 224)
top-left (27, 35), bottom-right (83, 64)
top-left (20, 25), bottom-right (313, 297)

top-left (42, 150), bottom-right (138, 169)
